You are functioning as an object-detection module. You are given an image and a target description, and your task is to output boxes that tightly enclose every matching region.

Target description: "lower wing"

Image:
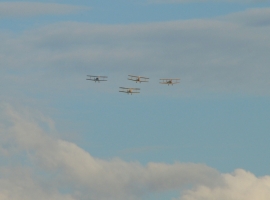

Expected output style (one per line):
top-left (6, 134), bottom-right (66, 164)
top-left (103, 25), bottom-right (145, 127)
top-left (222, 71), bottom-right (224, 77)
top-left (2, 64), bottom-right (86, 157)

top-left (159, 82), bottom-right (169, 84)
top-left (139, 80), bottom-right (148, 82)
top-left (86, 79), bottom-right (107, 81)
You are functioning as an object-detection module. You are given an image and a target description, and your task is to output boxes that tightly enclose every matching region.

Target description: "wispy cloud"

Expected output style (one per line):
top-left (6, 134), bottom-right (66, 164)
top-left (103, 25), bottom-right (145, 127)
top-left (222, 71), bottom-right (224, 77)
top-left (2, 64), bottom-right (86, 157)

top-left (0, 2), bottom-right (89, 18)
top-left (1, 8), bottom-right (270, 96)
top-left (221, 7), bottom-right (270, 26)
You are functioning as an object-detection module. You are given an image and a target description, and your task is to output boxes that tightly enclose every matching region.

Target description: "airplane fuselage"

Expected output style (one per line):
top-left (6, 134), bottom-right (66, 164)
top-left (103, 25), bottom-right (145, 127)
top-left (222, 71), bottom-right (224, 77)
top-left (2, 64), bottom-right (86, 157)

top-left (167, 80), bottom-right (173, 85)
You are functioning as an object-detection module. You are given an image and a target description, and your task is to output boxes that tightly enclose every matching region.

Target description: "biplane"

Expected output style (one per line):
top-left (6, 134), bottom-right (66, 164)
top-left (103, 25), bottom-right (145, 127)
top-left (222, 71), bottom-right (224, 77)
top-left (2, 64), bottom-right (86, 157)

top-left (86, 75), bottom-right (108, 82)
top-left (119, 87), bottom-right (140, 95)
top-left (128, 75), bottom-right (149, 83)
top-left (159, 78), bottom-right (180, 85)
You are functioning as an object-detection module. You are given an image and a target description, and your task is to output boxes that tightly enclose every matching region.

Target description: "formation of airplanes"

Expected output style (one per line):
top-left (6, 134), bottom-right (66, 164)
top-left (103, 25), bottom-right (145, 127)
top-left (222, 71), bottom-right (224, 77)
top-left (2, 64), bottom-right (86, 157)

top-left (87, 75), bottom-right (180, 94)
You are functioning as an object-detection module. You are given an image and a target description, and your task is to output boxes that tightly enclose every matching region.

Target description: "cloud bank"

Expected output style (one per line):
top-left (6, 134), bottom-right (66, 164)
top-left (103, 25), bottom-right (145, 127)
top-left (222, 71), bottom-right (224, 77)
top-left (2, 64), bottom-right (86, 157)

top-left (1, 104), bottom-right (270, 199)
top-left (0, 104), bottom-right (222, 199)
top-left (0, 2), bottom-right (89, 18)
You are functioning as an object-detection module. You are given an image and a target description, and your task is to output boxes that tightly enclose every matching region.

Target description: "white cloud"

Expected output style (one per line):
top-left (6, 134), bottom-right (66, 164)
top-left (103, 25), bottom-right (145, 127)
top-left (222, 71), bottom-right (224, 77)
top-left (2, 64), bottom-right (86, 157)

top-left (0, 167), bottom-right (75, 200)
top-left (0, 2), bottom-right (89, 18)
top-left (0, 104), bottom-right (222, 199)
top-left (1, 104), bottom-right (270, 200)
top-left (177, 169), bottom-right (270, 200)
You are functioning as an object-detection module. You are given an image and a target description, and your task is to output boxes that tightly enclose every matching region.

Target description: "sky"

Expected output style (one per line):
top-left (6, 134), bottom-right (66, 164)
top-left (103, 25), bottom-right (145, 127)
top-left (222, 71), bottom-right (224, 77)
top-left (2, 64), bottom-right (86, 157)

top-left (1, 0), bottom-right (270, 200)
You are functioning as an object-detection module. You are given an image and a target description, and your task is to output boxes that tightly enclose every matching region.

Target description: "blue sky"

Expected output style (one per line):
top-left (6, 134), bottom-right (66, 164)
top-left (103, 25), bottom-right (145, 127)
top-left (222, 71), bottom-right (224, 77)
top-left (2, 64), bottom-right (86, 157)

top-left (1, 1), bottom-right (270, 200)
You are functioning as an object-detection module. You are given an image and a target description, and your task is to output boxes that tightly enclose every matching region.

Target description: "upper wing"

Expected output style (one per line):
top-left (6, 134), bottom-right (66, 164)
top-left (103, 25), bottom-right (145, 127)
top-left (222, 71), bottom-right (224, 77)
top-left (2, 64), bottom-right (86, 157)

top-left (129, 75), bottom-right (149, 79)
top-left (160, 78), bottom-right (180, 80)
top-left (128, 79), bottom-right (148, 82)
top-left (87, 75), bottom-right (107, 78)
top-left (119, 87), bottom-right (140, 90)
top-left (140, 76), bottom-right (149, 79)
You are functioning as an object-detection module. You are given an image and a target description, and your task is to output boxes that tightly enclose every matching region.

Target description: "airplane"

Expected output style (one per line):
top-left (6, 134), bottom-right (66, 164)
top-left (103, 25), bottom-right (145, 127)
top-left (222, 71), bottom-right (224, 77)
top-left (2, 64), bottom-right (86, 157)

top-left (86, 75), bottom-right (108, 82)
top-left (119, 87), bottom-right (140, 95)
top-left (128, 75), bottom-right (149, 83)
top-left (159, 78), bottom-right (180, 85)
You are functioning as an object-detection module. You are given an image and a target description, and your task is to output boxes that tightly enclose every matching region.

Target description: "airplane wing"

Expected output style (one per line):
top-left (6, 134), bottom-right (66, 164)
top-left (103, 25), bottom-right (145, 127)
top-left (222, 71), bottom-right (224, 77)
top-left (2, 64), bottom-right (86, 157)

top-left (129, 75), bottom-right (149, 79)
top-left (159, 82), bottom-right (180, 84)
top-left (119, 87), bottom-right (140, 90)
top-left (119, 91), bottom-right (140, 94)
top-left (128, 79), bottom-right (148, 82)
top-left (159, 82), bottom-right (170, 84)
top-left (140, 76), bottom-right (149, 79)
top-left (87, 75), bottom-right (107, 78)
top-left (86, 79), bottom-right (107, 81)
top-left (160, 79), bottom-right (171, 81)
top-left (160, 78), bottom-right (180, 80)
